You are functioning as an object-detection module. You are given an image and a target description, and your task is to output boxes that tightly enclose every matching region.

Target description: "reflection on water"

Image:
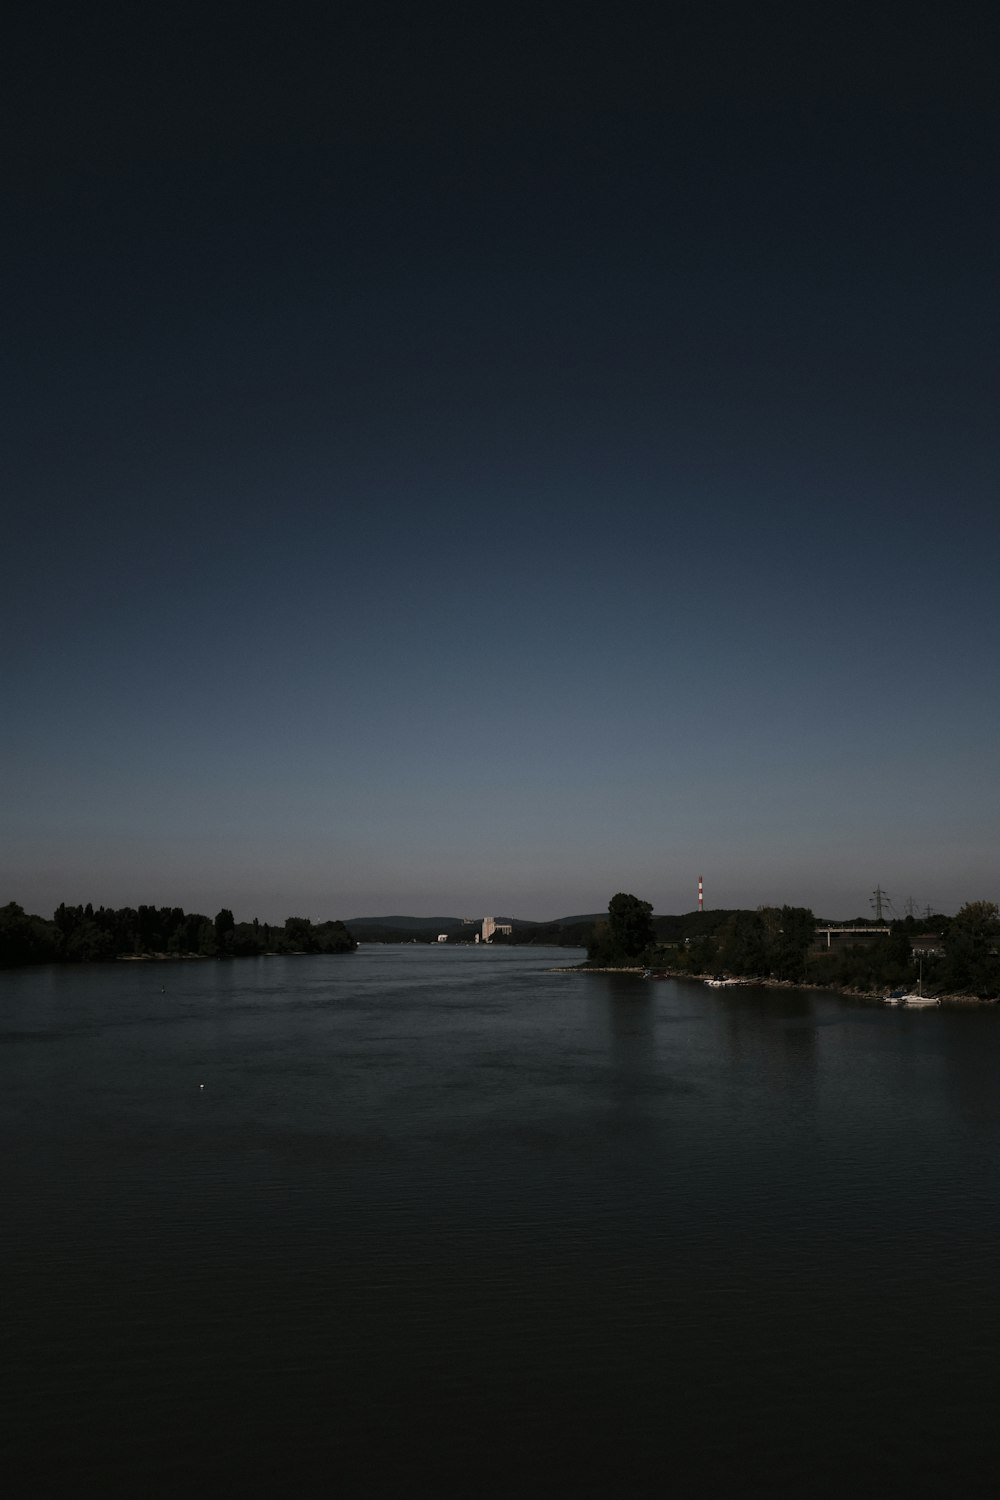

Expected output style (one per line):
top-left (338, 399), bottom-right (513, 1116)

top-left (2, 948), bottom-right (1000, 1498)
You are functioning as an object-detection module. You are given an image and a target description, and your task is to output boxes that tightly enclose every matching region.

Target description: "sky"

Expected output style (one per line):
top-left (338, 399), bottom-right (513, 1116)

top-left (3, 3), bottom-right (998, 924)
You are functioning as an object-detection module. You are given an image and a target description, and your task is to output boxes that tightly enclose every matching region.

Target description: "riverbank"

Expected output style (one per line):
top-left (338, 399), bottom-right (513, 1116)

top-left (554, 964), bottom-right (997, 1006)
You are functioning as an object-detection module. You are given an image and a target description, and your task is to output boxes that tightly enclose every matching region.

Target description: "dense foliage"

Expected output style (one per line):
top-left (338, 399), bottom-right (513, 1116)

top-left (0, 902), bottom-right (356, 967)
top-left (587, 893), bottom-right (656, 965)
top-left (647, 904), bottom-right (818, 981)
top-left (585, 895), bottom-right (1000, 999)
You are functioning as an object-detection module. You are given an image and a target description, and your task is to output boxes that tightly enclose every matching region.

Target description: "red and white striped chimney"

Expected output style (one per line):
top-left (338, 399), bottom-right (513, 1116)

top-left (698, 875), bottom-right (704, 912)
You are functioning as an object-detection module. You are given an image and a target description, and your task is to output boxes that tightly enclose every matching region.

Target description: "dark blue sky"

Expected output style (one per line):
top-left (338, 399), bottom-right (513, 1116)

top-left (4, 4), bottom-right (998, 921)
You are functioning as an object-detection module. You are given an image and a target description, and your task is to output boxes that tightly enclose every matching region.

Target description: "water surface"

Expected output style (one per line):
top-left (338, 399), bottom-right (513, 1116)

top-left (3, 947), bottom-right (999, 1496)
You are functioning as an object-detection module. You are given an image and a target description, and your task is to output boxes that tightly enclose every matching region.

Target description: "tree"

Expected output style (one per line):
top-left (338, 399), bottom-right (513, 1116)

top-left (214, 909), bottom-right (236, 954)
top-left (214, 909), bottom-right (235, 938)
top-left (942, 901), bottom-right (1000, 997)
top-left (0, 903), bottom-right (59, 966)
top-left (587, 892), bottom-right (655, 965)
top-left (609, 893), bottom-right (655, 959)
top-left (66, 918), bottom-right (117, 962)
top-left (284, 916), bottom-right (318, 952)
top-left (313, 920), bottom-right (357, 954)
top-left (718, 909), bottom-right (768, 976)
top-left (770, 906), bottom-right (816, 981)
top-left (952, 901), bottom-right (1000, 936)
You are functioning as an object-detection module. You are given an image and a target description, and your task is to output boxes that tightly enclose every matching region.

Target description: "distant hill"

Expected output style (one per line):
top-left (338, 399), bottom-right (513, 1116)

top-left (346, 913), bottom-right (604, 931)
top-left (342, 913), bottom-right (592, 946)
top-left (345, 915), bottom-right (470, 932)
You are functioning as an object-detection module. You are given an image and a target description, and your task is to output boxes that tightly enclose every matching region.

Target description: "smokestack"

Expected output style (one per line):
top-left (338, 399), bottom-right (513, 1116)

top-left (698, 875), bottom-right (704, 912)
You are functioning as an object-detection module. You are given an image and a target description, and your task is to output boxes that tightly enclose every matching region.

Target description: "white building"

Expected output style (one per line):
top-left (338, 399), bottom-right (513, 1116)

top-left (481, 916), bottom-right (513, 943)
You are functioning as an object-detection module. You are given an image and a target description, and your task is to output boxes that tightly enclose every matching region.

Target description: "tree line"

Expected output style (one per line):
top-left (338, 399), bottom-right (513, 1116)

top-left (0, 901), bottom-right (356, 967)
top-left (586, 893), bottom-right (1000, 999)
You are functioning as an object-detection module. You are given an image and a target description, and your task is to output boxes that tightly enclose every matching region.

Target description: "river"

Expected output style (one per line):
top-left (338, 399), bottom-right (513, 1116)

top-left (3, 946), bottom-right (999, 1497)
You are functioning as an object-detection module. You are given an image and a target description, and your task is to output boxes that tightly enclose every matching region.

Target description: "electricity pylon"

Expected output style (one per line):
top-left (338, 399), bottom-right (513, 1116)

top-left (870, 885), bottom-right (890, 922)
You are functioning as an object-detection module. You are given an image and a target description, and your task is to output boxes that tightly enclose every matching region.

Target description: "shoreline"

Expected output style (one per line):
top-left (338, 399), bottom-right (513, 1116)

top-left (552, 965), bottom-right (996, 1006)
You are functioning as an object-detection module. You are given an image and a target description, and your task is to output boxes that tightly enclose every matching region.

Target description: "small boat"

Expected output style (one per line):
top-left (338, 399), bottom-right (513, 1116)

top-left (705, 977), bottom-right (741, 988)
top-left (884, 987), bottom-right (906, 1007)
top-left (901, 960), bottom-right (938, 1007)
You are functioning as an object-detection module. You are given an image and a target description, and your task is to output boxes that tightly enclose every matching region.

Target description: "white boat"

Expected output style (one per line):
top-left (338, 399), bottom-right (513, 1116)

top-left (705, 977), bottom-right (741, 988)
top-left (901, 960), bottom-right (938, 1007)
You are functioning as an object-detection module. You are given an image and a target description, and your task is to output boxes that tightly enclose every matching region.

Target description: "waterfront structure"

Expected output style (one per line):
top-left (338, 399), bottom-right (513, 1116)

top-left (815, 925), bottom-right (891, 949)
top-left (481, 917), bottom-right (513, 943)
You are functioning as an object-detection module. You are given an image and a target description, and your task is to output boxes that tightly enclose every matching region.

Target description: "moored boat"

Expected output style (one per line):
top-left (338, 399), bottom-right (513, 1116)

top-left (901, 960), bottom-right (938, 1007)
